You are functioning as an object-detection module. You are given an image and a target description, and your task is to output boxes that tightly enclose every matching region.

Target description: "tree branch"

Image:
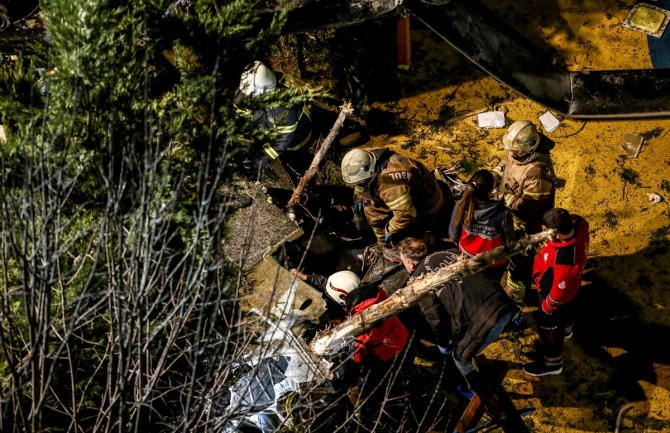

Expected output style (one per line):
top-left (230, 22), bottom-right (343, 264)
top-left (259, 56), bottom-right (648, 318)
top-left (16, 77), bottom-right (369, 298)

top-left (287, 102), bottom-right (353, 210)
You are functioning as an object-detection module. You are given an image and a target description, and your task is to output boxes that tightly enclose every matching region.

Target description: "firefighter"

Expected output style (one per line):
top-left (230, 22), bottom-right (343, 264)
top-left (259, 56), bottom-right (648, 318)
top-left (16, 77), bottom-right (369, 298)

top-left (524, 208), bottom-right (589, 376)
top-left (492, 120), bottom-right (556, 305)
top-left (341, 147), bottom-right (447, 247)
top-left (323, 270), bottom-right (412, 431)
top-left (234, 60), bottom-right (312, 179)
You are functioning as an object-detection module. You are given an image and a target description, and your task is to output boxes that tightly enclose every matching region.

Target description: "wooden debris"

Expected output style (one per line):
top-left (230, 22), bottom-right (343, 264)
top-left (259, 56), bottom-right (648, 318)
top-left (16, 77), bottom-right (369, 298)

top-left (287, 102), bottom-right (353, 210)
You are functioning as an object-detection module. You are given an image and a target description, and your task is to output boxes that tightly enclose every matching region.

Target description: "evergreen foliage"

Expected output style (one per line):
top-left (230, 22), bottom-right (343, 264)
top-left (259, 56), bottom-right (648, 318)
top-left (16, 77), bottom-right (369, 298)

top-left (0, 1), bottom-right (309, 431)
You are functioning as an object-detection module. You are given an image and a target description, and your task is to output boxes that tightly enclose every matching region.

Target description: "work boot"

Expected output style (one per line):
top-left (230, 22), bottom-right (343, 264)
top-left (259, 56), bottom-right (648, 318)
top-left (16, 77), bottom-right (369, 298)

top-left (564, 324), bottom-right (574, 340)
top-left (523, 361), bottom-right (563, 377)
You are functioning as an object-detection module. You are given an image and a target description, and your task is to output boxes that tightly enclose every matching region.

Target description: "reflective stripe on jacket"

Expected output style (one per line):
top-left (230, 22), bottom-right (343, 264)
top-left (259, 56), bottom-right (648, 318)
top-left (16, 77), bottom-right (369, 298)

top-left (234, 90), bottom-right (312, 165)
top-left (493, 152), bottom-right (555, 234)
top-left (361, 148), bottom-right (445, 240)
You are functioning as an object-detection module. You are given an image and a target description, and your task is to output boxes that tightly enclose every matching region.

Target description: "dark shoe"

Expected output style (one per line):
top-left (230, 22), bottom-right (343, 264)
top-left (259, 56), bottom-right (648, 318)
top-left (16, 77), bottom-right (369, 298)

top-left (523, 362), bottom-right (563, 377)
top-left (564, 325), bottom-right (574, 340)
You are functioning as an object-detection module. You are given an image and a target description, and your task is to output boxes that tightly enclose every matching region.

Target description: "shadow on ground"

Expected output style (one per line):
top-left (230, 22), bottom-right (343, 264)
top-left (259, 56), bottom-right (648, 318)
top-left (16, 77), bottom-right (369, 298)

top-left (514, 240), bottom-right (670, 432)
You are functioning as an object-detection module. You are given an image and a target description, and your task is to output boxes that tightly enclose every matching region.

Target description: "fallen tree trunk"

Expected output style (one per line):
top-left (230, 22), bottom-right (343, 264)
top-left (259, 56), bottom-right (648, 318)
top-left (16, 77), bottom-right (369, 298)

top-left (311, 229), bottom-right (554, 356)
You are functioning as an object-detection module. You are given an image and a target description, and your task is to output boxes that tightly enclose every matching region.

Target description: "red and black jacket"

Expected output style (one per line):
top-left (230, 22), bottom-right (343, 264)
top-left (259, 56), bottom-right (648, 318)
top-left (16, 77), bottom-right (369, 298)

top-left (349, 288), bottom-right (409, 364)
top-left (448, 200), bottom-right (514, 267)
top-left (533, 215), bottom-right (590, 314)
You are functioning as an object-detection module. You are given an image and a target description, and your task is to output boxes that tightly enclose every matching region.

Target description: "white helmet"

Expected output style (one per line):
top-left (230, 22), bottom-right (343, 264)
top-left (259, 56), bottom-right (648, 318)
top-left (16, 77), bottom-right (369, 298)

top-left (325, 271), bottom-right (361, 306)
top-left (502, 120), bottom-right (540, 154)
top-left (341, 149), bottom-right (376, 185)
top-left (239, 61), bottom-right (276, 97)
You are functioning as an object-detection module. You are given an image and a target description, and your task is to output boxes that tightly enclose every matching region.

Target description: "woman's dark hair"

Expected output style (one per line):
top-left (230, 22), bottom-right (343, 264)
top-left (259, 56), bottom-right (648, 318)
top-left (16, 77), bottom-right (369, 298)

top-left (453, 169), bottom-right (496, 228)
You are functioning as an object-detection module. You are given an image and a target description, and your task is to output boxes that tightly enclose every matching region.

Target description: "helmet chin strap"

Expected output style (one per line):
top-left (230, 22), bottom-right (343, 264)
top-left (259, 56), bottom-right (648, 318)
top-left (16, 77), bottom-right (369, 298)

top-left (512, 151), bottom-right (535, 162)
top-left (357, 171), bottom-right (378, 188)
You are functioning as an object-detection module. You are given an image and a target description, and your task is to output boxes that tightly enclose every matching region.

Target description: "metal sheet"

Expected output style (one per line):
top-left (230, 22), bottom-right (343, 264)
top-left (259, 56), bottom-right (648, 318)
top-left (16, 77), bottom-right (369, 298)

top-left (568, 69), bottom-right (670, 118)
top-left (275, 0), bottom-right (403, 33)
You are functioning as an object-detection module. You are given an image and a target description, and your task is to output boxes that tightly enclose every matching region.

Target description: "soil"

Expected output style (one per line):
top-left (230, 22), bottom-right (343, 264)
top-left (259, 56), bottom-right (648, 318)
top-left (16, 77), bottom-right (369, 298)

top-left (270, 1), bottom-right (670, 431)
top-left (355, 2), bottom-right (670, 432)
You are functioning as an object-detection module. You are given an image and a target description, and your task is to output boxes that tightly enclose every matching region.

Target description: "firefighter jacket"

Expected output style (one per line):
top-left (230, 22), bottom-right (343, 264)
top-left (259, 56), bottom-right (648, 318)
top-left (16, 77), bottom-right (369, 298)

top-left (234, 90), bottom-right (312, 170)
top-left (354, 148), bottom-right (445, 241)
top-left (413, 249), bottom-right (515, 364)
top-left (350, 287), bottom-right (409, 364)
top-left (493, 152), bottom-right (555, 234)
top-left (448, 199), bottom-right (514, 267)
top-left (533, 215), bottom-right (590, 315)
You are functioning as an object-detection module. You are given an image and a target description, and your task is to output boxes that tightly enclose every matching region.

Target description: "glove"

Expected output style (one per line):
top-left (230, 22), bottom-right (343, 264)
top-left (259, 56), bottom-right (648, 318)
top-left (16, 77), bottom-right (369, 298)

top-left (384, 230), bottom-right (393, 243)
top-left (438, 345), bottom-right (453, 356)
top-left (352, 202), bottom-right (364, 215)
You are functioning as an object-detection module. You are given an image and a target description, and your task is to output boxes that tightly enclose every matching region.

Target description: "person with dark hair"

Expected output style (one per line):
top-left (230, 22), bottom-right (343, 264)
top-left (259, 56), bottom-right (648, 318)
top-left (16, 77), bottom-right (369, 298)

top-left (524, 208), bottom-right (589, 376)
top-left (449, 169), bottom-right (514, 282)
top-left (397, 237), bottom-right (515, 391)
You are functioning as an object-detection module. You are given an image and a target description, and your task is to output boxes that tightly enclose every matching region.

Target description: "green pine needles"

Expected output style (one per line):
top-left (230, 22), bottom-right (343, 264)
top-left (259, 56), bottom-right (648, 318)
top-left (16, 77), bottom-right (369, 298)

top-left (0, 1), bottom-right (309, 431)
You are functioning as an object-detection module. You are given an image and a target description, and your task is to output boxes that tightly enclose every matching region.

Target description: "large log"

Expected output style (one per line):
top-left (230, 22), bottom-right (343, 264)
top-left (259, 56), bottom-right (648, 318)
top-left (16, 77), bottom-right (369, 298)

top-left (310, 229), bottom-right (554, 356)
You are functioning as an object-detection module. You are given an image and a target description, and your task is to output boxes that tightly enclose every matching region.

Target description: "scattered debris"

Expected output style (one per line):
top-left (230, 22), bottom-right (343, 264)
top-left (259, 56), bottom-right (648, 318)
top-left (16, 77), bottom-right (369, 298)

top-left (648, 193), bottom-right (663, 204)
top-left (539, 111), bottom-right (560, 133)
top-left (623, 3), bottom-right (670, 38)
top-left (619, 133), bottom-right (644, 158)
top-left (222, 180), bottom-right (302, 272)
top-left (477, 111), bottom-right (506, 129)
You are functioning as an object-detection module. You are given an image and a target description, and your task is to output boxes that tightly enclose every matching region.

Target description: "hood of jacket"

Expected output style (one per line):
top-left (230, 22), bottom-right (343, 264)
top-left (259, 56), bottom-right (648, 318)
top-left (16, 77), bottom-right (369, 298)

top-left (474, 200), bottom-right (507, 222)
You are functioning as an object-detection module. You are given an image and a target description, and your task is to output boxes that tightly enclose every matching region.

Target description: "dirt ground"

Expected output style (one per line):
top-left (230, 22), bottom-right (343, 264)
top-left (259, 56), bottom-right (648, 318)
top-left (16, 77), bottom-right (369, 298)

top-left (357, 1), bottom-right (670, 432)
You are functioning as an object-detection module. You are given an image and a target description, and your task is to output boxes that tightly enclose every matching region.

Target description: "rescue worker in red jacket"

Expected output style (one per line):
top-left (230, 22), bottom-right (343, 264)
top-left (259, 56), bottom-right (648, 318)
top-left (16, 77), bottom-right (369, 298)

top-left (341, 147), bottom-right (447, 246)
top-left (323, 271), bottom-right (411, 430)
top-left (324, 271), bottom-right (409, 364)
top-left (492, 120), bottom-right (556, 306)
top-left (524, 208), bottom-right (589, 376)
top-left (449, 169), bottom-right (514, 283)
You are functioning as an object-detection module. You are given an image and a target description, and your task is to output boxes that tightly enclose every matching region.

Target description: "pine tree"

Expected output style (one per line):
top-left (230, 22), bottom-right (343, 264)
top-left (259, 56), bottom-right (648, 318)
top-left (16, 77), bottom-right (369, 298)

top-left (0, 1), bottom-right (307, 431)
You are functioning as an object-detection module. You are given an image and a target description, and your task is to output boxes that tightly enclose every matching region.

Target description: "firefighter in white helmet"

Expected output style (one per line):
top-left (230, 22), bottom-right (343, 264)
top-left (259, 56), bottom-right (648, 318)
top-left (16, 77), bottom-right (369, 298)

top-left (321, 270), bottom-right (411, 421)
top-left (341, 147), bottom-right (448, 246)
top-left (492, 120), bottom-right (556, 306)
top-left (234, 60), bottom-right (312, 178)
